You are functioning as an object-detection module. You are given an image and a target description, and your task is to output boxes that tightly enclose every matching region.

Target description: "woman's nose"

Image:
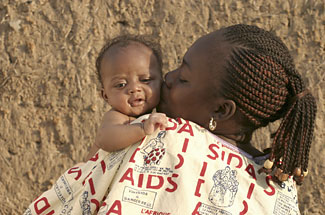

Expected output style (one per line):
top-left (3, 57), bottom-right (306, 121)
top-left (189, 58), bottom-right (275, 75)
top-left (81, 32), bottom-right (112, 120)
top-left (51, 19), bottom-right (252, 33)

top-left (164, 70), bottom-right (177, 88)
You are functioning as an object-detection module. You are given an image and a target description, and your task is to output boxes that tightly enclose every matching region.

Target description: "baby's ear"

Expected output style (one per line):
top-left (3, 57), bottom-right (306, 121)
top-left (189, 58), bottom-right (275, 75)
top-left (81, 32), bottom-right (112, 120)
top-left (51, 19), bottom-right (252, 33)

top-left (101, 88), bottom-right (109, 103)
top-left (214, 99), bottom-right (236, 122)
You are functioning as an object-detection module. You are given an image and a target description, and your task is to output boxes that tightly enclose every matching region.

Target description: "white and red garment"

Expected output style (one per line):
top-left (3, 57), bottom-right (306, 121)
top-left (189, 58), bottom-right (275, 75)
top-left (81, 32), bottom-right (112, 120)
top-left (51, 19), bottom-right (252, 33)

top-left (24, 116), bottom-right (300, 215)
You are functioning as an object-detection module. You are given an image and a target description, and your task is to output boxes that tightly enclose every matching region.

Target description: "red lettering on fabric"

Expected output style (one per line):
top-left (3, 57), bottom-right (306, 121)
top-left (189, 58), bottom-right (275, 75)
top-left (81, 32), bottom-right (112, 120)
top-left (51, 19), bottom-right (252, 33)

top-left (174, 154), bottom-right (184, 169)
top-left (119, 168), bottom-right (134, 185)
top-left (101, 201), bottom-right (107, 208)
top-left (147, 175), bottom-right (164, 189)
top-left (34, 197), bottom-right (54, 215)
top-left (141, 209), bottom-right (171, 215)
top-left (177, 121), bottom-right (194, 136)
top-left (176, 118), bottom-right (182, 124)
top-left (89, 178), bottom-right (96, 195)
top-left (101, 160), bottom-right (106, 174)
top-left (106, 200), bottom-right (122, 215)
top-left (67, 167), bottom-right (82, 180)
top-left (91, 199), bottom-right (100, 212)
top-left (227, 153), bottom-right (243, 168)
top-left (245, 164), bottom-right (256, 180)
top-left (221, 150), bottom-right (225, 161)
top-left (166, 118), bottom-right (177, 130)
top-left (90, 153), bottom-right (99, 161)
top-left (207, 144), bottom-right (219, 160)
top-left (247, 183), bottom-right (255, 199)
top-left (182, 138), bottom-right (189, 153)
top-left (129, 148), bottom-right (140, 163)
top-left (138, 173), bottom-right (144, 188)
top-left (200, 162), bottom-right (207, 177)
top-left (82, 171), bottom-right (93, 185)
top-left (264, 175), bottom-right (275, 196)
top-left (192, 202), bottom-right (202, 215)
top-left (166, 173), bottom-right (179, 192)
top-left (239, 200), bottom-right (248, 215)
top-left (194, 179), bottom-right (205, 197)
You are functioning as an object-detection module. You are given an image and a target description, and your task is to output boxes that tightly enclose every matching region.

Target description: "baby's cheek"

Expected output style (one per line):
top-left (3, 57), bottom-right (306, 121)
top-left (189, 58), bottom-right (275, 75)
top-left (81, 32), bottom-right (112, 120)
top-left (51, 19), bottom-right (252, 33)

top-left (147, 88), bottom-right (160, 106)
top-left (143, 86), bottom-right (152, 96)
top-left (147, 84), bottom-right (159, 96)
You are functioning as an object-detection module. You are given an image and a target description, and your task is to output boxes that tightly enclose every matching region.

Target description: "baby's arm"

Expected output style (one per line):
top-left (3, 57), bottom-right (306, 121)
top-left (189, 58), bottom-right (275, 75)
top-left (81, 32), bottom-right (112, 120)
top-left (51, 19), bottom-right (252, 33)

top-left (86, 110), bottom-right (167, 160)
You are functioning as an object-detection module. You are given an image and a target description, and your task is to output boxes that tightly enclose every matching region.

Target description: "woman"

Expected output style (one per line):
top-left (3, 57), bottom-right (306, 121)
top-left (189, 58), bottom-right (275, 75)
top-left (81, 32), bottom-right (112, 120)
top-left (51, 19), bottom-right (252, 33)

top-left (158, 24), bottom-right (316, 183)
top-left (24, 24), bottom-right (316, 214)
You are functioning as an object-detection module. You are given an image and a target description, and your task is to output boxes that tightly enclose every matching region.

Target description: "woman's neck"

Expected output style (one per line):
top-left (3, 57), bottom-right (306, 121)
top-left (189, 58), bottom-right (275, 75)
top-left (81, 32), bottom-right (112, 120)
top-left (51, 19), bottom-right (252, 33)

top-left (218, 134), bottom-right (264, 157)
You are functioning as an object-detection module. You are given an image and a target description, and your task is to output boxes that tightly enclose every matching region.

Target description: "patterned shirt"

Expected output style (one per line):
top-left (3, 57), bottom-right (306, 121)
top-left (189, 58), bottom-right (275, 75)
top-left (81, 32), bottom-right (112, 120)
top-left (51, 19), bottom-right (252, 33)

top-left (24, 116), bottom-right (300, 215)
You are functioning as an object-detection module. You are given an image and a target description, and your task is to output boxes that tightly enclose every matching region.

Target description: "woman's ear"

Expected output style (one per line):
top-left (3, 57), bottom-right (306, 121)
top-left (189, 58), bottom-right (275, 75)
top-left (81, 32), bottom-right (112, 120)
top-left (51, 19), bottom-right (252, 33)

top-left (101, 88), bottom-right (109, 103)
top-left (214, 99), bottom-right (236, 122)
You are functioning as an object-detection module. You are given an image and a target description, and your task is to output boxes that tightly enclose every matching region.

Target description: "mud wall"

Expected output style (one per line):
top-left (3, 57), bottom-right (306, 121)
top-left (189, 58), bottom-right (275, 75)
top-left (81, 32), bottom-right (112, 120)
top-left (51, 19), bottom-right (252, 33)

top-left (0, 0), bottom-right (324, 214)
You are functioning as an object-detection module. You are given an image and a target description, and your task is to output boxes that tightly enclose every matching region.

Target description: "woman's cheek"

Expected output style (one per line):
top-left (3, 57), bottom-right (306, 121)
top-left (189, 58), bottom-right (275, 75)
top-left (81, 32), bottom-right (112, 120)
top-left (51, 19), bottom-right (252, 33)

top-left (169, 89), bottom-right (180, 107)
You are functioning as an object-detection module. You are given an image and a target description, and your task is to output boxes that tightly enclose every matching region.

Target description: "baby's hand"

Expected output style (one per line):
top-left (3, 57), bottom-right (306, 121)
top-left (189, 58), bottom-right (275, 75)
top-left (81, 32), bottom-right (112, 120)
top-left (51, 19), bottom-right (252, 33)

top-left (143, 113), bottom-right (168, 135)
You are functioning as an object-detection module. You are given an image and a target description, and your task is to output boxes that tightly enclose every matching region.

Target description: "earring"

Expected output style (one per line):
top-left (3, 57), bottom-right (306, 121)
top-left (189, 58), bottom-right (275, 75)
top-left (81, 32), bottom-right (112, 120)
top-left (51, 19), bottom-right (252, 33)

top-left (209, 117), bottom-right (217, 131)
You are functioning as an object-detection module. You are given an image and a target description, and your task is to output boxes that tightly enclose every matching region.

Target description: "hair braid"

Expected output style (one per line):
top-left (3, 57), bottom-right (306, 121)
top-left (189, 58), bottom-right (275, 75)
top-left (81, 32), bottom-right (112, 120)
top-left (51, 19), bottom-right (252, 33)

top-left (224, 49), bottom-right (288, 127)
top-left (222, 24), bottom-right (317, 184)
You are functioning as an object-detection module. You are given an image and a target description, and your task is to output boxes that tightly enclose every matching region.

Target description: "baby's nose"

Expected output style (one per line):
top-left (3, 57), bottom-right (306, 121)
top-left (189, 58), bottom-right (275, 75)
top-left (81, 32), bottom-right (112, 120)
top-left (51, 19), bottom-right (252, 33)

top-left (128, 83), bottom-right (141, 94)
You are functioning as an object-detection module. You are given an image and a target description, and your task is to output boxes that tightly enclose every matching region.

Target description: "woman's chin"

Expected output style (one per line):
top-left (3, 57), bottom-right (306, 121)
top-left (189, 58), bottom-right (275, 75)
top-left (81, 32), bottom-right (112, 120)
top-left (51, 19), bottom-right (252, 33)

top-left (157, 102), bottom-right (172, 118)
top-left (156, 102), bottom-right (165, 113)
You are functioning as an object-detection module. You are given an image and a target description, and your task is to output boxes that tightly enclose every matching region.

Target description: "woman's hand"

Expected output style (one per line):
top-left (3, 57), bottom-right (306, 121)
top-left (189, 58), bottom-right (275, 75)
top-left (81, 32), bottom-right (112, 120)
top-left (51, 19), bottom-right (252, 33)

top-left (143, 113), bottom-right (168, 135)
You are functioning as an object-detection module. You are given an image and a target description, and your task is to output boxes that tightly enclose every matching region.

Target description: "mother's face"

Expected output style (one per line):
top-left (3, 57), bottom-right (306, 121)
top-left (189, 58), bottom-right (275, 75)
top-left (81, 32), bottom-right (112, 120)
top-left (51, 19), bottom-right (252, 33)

top-left (157, 31), bottom-right (230, 128)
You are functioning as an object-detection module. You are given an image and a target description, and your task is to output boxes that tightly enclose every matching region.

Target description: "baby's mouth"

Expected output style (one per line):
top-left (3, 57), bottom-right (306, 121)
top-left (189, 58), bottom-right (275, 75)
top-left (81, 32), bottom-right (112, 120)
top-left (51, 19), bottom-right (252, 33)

top-left (129, 98), bottom-right (145, 107)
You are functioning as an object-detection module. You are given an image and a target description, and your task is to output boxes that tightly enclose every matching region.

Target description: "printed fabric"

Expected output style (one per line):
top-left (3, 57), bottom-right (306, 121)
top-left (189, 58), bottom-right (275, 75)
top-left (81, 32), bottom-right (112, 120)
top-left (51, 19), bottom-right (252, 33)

top-left (24, 116), bottom-right (300, 215)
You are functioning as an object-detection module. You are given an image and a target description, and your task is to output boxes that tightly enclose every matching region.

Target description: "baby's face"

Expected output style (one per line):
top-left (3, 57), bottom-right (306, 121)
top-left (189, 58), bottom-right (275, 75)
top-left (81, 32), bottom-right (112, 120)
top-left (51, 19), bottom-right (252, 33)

top-left (100, 42), bottom-right (162, 117)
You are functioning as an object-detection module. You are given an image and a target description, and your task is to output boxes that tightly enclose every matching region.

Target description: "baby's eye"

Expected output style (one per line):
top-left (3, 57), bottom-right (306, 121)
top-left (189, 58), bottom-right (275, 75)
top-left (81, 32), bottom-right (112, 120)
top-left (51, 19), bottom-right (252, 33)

top-left (115, 83), bottom-right (126, 88)
top-left (141, 78), bottom-right (152, 83)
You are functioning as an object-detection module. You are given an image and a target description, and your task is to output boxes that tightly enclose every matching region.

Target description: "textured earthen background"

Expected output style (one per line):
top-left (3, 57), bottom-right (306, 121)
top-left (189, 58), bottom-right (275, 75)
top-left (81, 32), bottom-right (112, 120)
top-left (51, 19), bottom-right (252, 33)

top-left (0, 0), bottom-right (324, 214)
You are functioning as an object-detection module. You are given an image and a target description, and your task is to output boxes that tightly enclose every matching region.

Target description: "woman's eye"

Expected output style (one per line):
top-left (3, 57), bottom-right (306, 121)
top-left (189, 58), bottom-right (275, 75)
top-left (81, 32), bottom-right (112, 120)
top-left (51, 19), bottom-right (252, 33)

top-left (178, 76), bottom-right (188, 83)
top-left (115, 83), bottom-right (126, 88)
top-left (178, 70), bottom-right (188, 83)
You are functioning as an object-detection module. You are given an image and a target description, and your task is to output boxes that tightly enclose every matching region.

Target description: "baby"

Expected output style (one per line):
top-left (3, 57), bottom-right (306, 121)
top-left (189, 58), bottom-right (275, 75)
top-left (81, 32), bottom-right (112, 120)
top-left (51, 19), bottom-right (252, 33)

top-left (86, 35), bottom-right (167, 160)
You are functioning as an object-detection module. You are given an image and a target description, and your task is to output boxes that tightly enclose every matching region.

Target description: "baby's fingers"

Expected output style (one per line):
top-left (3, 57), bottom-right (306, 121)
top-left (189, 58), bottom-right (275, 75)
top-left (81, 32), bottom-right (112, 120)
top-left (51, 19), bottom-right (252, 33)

top-left (148, 113), bottom-right (167, 130)
top-left (159, 117), bottom-right (168, 130)
top-left (152, 114), bottom-right (167, 125)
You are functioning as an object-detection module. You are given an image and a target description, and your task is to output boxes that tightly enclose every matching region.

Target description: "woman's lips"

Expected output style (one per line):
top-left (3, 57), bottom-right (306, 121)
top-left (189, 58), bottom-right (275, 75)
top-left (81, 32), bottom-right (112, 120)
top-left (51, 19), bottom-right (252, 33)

top-left (157, 84), bottom-right (169, 112)
top-left (160, 83), bottom-right (169, 104)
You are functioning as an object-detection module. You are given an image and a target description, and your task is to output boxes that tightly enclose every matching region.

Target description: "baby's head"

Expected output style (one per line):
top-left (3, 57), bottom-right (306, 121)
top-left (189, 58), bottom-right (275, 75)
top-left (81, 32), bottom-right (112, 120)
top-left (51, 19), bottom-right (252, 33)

top-left (96, 35), bottom-right (163, 117)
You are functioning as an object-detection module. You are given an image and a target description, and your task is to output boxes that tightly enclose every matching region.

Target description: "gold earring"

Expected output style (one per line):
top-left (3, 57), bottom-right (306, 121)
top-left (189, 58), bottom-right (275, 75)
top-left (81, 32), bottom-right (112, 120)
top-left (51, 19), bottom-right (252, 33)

top-left (209, 117), bottom-right (217, 131)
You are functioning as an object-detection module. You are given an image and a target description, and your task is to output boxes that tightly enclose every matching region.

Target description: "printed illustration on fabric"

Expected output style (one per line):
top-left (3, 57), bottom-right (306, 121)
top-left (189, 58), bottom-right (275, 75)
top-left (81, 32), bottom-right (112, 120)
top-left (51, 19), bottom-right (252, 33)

top-left (141, 131), bottom-right (166, 166)
top-left (209, 166), bottom-right (239, 207)
top-left (80, 191), bottom-right (91, 215)
top-left (273, 182), bottom-right (300, 215)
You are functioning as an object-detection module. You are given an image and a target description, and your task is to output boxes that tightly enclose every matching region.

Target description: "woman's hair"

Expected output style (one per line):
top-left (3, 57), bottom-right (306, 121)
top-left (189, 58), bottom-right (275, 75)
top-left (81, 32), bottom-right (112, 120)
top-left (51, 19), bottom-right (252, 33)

top-left (96, 35), bottom-right (163, 87)
top-left (221, 24), bottom-right (317, 181)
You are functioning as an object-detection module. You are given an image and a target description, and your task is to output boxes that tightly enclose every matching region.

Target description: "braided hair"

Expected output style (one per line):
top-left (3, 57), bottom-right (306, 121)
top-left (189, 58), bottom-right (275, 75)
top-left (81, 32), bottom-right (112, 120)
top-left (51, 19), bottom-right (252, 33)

top-left (96, 35), bottom-right (163, 88)
top-left (221, 24), bottom-right (317, 184)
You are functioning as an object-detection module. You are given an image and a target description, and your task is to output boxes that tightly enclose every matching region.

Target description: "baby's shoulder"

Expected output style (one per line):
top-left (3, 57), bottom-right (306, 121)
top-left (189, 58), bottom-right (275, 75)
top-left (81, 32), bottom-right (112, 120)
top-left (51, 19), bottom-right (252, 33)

top-left (103, 109), bottom-right (130, 124)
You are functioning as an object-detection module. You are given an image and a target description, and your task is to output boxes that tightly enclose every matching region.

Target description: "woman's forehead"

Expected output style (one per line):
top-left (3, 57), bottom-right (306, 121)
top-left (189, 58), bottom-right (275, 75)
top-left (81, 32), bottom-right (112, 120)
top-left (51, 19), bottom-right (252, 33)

top-left (185, 32), bottom-right (232, 72)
